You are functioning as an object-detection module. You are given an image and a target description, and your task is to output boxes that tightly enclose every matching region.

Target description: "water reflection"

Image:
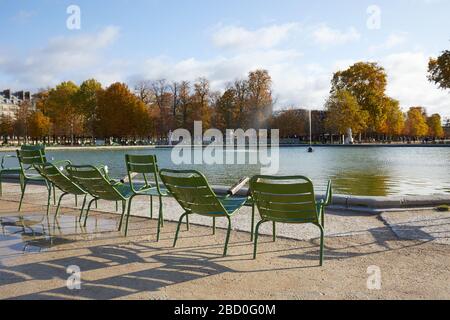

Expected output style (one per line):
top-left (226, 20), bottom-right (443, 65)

top-left (330, 171), bottom-right (390, 196)
top-left (0, 213), bottom-right (117, 258)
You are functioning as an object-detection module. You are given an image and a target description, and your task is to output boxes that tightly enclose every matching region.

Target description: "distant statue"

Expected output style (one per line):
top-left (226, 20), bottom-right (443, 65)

top-left (168, 130), bottom-right (173, 146)
top-left (344, 128), bottom-right (354, 145)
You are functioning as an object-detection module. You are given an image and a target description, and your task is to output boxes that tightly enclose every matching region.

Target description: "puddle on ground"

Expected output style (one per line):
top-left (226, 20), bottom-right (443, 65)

top-left (0, 212), bottom-right (119, 259)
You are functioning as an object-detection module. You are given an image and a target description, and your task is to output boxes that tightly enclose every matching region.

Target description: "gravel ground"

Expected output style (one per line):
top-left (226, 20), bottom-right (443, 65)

top-left (0, 183), bottom-right (449, 300)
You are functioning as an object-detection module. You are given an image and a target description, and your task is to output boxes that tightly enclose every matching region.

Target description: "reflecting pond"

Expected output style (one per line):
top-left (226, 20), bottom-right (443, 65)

top-left (2, 146), bottom-right (449, 196)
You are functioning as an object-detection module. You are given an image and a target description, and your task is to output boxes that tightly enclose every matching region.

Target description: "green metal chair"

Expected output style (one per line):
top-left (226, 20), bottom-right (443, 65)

top-left (65, 164), bottom-right (132, 229)
top-left (33, 162), bottom-right (88, 219)
top-left (125, 154), bottom-right (169, 241)
top-left (16, 147), bottom-right (54, 212)
top-left (249, 176), bottom-right (332, 266)
top-left (0, 154), bottom-right (21, 196)
top-left (159, 169), bottom-right (247, 256)
top-left (1, 145), bottom-right (47, 197)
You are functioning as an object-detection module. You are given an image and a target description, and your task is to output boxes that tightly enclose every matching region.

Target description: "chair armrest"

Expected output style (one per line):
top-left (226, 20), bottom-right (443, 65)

top-left (323, 180), bottom-right (332, 206)
top-left (227, 177), bottom-right (250, 196)
top-left (52, 159), bottom-right (72, 167)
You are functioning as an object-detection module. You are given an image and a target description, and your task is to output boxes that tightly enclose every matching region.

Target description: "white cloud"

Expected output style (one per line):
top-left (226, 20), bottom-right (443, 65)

top-left (369, 32), bottom-right (408, 52)
top-left (0, 26), bottom-right (120, 89)
top-left (312, 24), bottom-right (361, 46)
top-left (383, 51), bottom-right (449, 117)
top-left (2, 24), bottom-right (448, 119)
top-left (212, 23), bottom-right (300, 50)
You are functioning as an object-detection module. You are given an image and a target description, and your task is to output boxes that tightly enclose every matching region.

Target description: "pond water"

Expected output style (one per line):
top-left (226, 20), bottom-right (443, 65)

top-left (2, 146), bottom-right (449, 196)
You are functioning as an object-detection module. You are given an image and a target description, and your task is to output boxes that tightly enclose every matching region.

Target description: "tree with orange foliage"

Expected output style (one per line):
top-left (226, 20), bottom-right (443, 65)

top-left (28, 111), bottom-right (51, 143)
top-left (379, 98), bottom-right (405, 138)
top-left (95, 83), bottom-right (152, 139)
top-left (427, 114), bottom-right (444, 138)
top-left (43, 81), bottom-right (82, 144)
top-left (271, 109), bottom-right (306, 138)
top-left (404, 107), bottom-right (429, 138)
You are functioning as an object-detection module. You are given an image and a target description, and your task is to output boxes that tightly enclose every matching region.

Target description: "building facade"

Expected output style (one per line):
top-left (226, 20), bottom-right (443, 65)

top-left (0, 89), bottom-right (33, 119)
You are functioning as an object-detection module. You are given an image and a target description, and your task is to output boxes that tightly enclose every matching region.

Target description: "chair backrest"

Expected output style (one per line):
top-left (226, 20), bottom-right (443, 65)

top-left (125, 154), bottom-right (161, 192)
top-left (250, 175), bottom-right (319, 223)
top-left (16, 148), bottom-right (47, 178)
top-left (21, 144), bottom-right (46, 152)
top-left (159, 169), bottom-right (227, 216)
top-left (66, 165), bottom-right (124, 201)
top-left (34, 162), bottom-right (86, 195)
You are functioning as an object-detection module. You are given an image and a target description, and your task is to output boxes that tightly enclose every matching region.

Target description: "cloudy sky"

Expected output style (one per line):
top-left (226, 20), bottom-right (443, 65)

top-left (0, 0), bottom-right (449, 117)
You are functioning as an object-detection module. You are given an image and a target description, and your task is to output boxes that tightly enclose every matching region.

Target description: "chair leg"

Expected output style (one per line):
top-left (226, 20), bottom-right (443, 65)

top-left (115, 201), bottom-right (118, 212)
top-left (79, 195), bottom-right (87, 222)
top-left (223, 216), bottom-right (232, 257)
top-left (118, 198), bottom-right (128, 231)
top-left (18, 180), bottom-right (27, 212)
top-left (54, 192), bottom-right (68, 218)
top-left (0, 172), bottom-right (3, 197)
top-left (321, 207), bottom-right (325, 228)
top-left (318, 224), bottom-right (325, 266)
top-left (84, 198), bottom-right (96, 227)
top-left (250, 203), bottom-right (255, 241)
top-left (273, 221), bottom-right (276, 242)
top-left (53, 184), bottom-right (56, 205)
top-left (75, 195), bottom-right (78, 207)
top-left (46, 185), bottom-right (52, 216)
top-left (150, 196), bottom-right (153, 219)
top-left (173, 212), bottom-right (189, 247)
top-left (120, 200), bottom-right (126, 233)
top-left (253, 220), bottom-right (267, 259)
top-left (124, 196), bottom-right (136, 237)
top-left (212, 217), bottom-right (216, 235)
top-left (159, 196), bottom-right (164, 227)
top-left (157, 196), bottom-right (163, 242)
top-left (186, 213), bottom-right (190, 231)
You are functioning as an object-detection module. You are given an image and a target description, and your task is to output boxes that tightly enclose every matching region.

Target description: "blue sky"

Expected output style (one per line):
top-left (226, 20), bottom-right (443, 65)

top-left (0, 0), bottom-right (449, 116)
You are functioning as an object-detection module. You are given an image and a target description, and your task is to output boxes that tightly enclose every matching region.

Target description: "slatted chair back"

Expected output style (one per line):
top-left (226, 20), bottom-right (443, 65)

top-left (159, 169), bottom-right (228, 216)
top-left (66, 165), bottom-right (124, 201)
top-left (16, 148), bottom-right (47, 178)
top-left (125, 154), bottom-right (161, 192)
top-left (250, 175), bottom-right (319, 224)
top-left (34, 162), bottom-right (86, 195)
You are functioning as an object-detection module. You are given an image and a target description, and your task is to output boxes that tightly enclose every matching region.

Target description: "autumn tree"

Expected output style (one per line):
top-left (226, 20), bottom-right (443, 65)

top-left (96, 83), bottom-right (152, 139)
top-left (325, 90), bottom-right (369, 136)
top-left (75, 79), bottom-right (103, 138)
top-left (247, 70), bottom-right (273, 129)
top-left (427, 113), bottom-right (444, 138)
top-left (28, 111), bottom-right (51, 142)
top-left (331, 62), bottom-right (388, 133)
top-left (270, 109), bottom-right (306, 138)
top-left (233, 79), bottom-right (249, 128)
top-left (176, 81), bottom-right (192, 128)
top-left (191, 77), bottom-right (212, 130)
top-left (13, 100), bottom-right (33, 143)
top-left (428, 50), bottom-right (450, 90)
top-left (0, 115), bottom-right (14, 144)
top-left (379, 98), bottom-right (405, 138)
top-left (404, 107), bottom-right (429, 138)
top-left (215, 88), bottom-right (238, 131)
top-left (44, 81), bottom-right (81, 144)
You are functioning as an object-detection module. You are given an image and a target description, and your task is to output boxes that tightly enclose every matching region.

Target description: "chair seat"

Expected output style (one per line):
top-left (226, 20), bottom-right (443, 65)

top-left (133, 186), bottom-right (169, 197)
top-left (218, 196), bottom-right (248, 214)
top-left (0, 167), bottom-right (21, 174)
top-left (114, 184), bottom-right (134, 199)
top-left (24, 173), bottom-right (46, 181)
